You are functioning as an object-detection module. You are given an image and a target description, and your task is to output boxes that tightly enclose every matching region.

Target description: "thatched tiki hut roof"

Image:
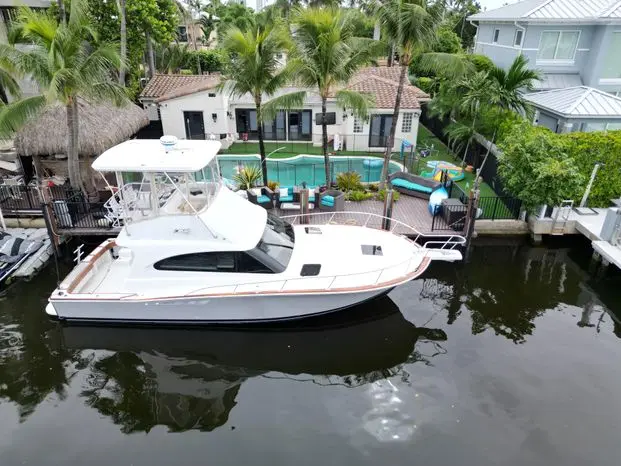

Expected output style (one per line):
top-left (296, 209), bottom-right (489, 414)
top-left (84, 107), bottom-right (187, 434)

top-left (14, 99), bottom-right (149, 158)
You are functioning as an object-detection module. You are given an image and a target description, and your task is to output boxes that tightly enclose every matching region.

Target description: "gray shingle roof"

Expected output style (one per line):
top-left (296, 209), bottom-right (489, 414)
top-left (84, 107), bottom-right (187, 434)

top-left (524, 86), bottom-right (621, 118)
top-left (469, 0), bottom-right (621, 21)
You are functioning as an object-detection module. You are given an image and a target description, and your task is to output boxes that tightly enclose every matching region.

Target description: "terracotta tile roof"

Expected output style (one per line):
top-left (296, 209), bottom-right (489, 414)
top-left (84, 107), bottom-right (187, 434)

top-left (139, 74), bottom-right (221, 100)
top-left (345, 66), bottom-right (430, 110)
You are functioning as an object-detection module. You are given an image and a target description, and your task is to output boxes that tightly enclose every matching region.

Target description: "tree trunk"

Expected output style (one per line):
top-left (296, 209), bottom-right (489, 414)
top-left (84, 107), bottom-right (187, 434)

top-left (146, 30), bottom-right (156, 78)
top-left (118, 0), bottom-right (127, 85)
top-left (321, 97), bottom-right (330, 187)
top-left (66, 97), bottom-right (83, 192)
top-left (380, 64), bottom-right (407, 188)
top-left (32, 155), bottom-right (43, 181)
top-left (387, 43), bottom-right (394, 67)
top-left (256, 99), bottom-right (268, 187)
top-left (58, 0), bottom-right (66, 24)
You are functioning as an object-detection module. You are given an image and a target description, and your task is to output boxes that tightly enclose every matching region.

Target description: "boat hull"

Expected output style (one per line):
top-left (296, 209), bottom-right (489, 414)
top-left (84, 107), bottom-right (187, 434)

top-left (47, 287), bottom-right (394, 324)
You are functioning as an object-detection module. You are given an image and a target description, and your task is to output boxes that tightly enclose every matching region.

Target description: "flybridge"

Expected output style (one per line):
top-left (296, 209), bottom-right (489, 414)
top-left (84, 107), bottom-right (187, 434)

top-left (92, 137), bottom-right (222, 173)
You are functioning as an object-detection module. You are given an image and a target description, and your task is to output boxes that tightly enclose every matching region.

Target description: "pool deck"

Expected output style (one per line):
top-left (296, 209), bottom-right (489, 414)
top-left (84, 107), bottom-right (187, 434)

top-left (274, 196), bottom-right (453, 236)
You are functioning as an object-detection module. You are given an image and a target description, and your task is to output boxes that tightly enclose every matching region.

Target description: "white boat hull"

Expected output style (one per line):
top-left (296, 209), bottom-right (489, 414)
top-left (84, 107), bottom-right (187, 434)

top-left (47, 287), bottom-right (394, 324)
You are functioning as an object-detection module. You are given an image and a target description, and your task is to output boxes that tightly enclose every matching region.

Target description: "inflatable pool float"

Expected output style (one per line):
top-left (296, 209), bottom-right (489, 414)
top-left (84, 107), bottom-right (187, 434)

top-left (428, 186), bottom-right (448, 215)
top-left (363, 158), bottom-right (384, 168)
top-left (421, 161), bottom-right (465, 182)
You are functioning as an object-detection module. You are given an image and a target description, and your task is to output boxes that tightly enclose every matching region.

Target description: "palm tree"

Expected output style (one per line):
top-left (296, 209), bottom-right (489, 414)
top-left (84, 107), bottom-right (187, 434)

top-left (373, 0), bottom-right (438, 187)
top-left (117, 0), bottom-right (127, 85)
top-left (0, 61), bottom-right (20, 105)
top-left (221, 22), bottom-right (301, 186)
top-left (156, 43), bottom-right (192, 74)
top-left (473, 55), bottom-right (540, 186)
top-left (0, 0), bottom-right (127, 191)
top-left (289, 7), bottom-right (380, 185)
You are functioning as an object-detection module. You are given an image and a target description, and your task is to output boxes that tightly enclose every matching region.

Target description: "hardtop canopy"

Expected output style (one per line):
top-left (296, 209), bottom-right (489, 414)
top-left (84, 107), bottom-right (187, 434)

top-left (92, 139), bottom-right (222, 173)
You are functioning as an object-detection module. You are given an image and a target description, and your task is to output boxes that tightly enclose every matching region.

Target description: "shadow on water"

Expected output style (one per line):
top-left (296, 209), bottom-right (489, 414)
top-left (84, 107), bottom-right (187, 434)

top-left (58, 296), bottom-right (447, 433)
top-left (418, 237), bottom-right (621, 344)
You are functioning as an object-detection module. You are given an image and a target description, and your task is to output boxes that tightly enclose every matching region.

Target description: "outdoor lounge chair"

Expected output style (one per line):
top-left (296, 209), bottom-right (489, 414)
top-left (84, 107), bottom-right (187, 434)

top-left (317, 189), bottom-right (345, 212)
top-left (247, 187), bottom-right (276, 209)
top-left (388, 171), bottom-right (442, 200)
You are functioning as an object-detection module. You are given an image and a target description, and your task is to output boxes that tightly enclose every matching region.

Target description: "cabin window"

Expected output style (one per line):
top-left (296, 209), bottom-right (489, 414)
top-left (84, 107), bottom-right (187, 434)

top-left (154, 251), bottom-right (273, 273)
top-left (492, 29), bottom-right (500, 44)
top-left (154, 252), bottom-right (236, 272)
top-left (208, 93), bottom-right (216, 97)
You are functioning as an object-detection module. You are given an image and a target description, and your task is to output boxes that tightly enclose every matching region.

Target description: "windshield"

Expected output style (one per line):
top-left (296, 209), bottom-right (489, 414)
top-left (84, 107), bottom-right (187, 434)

top-left (247, 214), bottom-right (295, 272)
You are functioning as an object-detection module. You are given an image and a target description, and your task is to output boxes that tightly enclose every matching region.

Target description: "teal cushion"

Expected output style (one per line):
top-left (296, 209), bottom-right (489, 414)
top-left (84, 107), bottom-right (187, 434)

top-left (257, 195), bottom-right (271, 204)
top-left (321, 195), bottom-right (335, 207)
top-left (309, 194), bottom-right (315, 202)
top-left (391, 178), bottom-right (433, 193)
top-left (279, 194), bottom-right (293, 202)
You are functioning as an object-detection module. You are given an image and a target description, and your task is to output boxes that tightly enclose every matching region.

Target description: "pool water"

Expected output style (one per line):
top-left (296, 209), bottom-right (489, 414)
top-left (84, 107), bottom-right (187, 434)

top-left (218, 155), bottom-right (401, 187)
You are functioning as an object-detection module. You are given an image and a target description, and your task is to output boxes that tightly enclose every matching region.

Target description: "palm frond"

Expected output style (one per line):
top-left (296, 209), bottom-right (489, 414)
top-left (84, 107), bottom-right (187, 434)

top-left (417, 52), bottom-right (474, 79)
top-left (335, 89), bottom-right (373, 120)
top-left (262, 91), bottom-right (307, 120)
top-left (0, 95), bottom-right (46, 138)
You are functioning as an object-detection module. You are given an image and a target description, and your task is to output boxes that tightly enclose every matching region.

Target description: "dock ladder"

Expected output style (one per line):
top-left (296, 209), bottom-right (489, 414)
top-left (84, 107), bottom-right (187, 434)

top-left (551, 200), bottom-right (574, 235)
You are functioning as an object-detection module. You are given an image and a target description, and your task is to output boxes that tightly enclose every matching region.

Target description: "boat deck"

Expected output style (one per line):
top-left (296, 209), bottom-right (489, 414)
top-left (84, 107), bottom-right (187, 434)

top-left (274, 197), bottom-right (449, 235)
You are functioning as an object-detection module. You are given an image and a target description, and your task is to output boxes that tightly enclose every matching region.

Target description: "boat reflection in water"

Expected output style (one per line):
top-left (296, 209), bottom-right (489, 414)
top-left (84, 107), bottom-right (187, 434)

top-left (61, 296), bottom-right (447, 433)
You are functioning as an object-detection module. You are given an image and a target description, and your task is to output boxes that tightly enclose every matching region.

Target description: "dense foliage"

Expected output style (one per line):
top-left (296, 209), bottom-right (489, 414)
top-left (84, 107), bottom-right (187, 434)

top-left (498, 122), bottom-right (621, 209)
top-left (87, 0), bottom-right (178, 97)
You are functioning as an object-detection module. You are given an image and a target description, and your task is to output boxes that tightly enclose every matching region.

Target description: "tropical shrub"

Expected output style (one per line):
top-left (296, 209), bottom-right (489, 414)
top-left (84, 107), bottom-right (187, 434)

top-left (377, 189), bottom-right (400, 202)
top-left (467, 54), bottom-right (494, 73)
top-left (564, 129), bottom-right (621, 207)
top-left (368, 183), bottom-right (380, 192)
top-left (435, 26), bottom-right (462, 54)
top-left (497, 122), bottom-right (584, 210)
top-left (233, 165), bottom-right (262, 190)
top-left (267, 180), bottom-right (279, 191)
top-left (415, 77), bottom-right (434, 95)
top-left (347, 190), bottom-right (373, 202)
top-left (188, 49), bottom-right (228, 74)
top-left (336, 171), bottom-right (363, 191)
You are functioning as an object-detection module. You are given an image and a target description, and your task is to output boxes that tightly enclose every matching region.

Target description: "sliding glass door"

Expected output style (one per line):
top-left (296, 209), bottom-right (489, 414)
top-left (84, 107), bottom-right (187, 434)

top-left (288, 110), bottom-right (312, 141)
top-left (369, 114), bottom-right (393, 147)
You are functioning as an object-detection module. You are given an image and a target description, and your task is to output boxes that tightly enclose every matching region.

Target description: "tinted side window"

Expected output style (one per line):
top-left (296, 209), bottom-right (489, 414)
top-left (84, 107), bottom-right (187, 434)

top-left (154, 252), bottom-right (235, 272)
top-left (237, 252), bottom-right (273, 273)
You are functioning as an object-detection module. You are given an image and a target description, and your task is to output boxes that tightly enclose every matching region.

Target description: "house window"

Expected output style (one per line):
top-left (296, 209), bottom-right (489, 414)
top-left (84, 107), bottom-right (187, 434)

top-left (601, 32), bottom-right (621, 80)
top-left (369, 115), bottom-right (393, 147)
top-left (401, 113), bottom-right (413, 132)
top-left (353, 117), bottom-right (363, 133)
top-left (208, 92), bottom-right (216, 97)
top-left (514, 29), bottom-right (523, 47)
top-left (177, 26), bottom-right (188, 43)
top-left (492, 29), bottom-right (500, 43)
top-left (537, 31), bottom-right (580, 61)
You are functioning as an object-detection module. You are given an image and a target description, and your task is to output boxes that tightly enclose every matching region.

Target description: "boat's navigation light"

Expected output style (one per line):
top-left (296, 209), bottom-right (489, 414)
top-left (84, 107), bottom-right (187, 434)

top-left (160, 135), bottom-right (178, 153)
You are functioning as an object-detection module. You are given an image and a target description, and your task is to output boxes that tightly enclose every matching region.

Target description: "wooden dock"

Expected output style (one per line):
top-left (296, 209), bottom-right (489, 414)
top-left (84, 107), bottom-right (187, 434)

top-left (51, 195), bottom-right (460, 237)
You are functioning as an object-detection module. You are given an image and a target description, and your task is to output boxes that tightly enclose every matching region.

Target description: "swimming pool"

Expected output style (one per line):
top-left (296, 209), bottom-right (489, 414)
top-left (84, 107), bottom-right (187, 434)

top-left (218, 155), bottom-right (403, 187)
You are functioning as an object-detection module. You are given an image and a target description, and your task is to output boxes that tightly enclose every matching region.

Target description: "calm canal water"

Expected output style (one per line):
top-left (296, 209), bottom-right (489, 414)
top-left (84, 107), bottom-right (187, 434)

top-left (1, 238), bottom-right (621, 466)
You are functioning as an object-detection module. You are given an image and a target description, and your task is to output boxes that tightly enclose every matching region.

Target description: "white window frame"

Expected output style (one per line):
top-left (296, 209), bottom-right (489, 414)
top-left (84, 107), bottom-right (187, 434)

top-left (492, 28), bottom-right (500, 44)
top-left (401, 113), bottom-right (413, 133)
top-left (353, 116), bottom-right (363, 133)
top-left (536, 30), bottom-right (581, 64)
top-left (514, 29), bottom-right (524, 48)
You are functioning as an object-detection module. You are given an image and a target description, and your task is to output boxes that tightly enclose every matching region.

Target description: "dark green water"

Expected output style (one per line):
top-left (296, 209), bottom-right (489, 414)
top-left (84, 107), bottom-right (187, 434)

top-left (1, 238), bottom-right (621, 466)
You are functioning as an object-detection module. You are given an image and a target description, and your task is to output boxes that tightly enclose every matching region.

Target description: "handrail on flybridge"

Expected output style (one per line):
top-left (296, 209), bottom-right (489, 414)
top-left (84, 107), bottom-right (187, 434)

top-left (279, 211), bottom-right (466, 250)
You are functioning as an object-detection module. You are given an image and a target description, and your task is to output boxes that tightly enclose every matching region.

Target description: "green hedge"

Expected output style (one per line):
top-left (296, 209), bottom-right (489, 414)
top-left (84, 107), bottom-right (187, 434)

top-left (497, 122), bottom-right (621, 209)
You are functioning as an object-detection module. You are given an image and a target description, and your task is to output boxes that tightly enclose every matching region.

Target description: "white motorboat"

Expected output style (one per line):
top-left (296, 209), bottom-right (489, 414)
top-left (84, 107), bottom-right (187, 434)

top-left (46, 137), bottom-right (465, 324)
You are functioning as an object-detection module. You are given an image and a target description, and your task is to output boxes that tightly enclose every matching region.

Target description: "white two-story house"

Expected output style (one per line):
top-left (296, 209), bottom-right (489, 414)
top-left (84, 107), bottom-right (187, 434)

top-left (469, 0), bottom-right (621, 133)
